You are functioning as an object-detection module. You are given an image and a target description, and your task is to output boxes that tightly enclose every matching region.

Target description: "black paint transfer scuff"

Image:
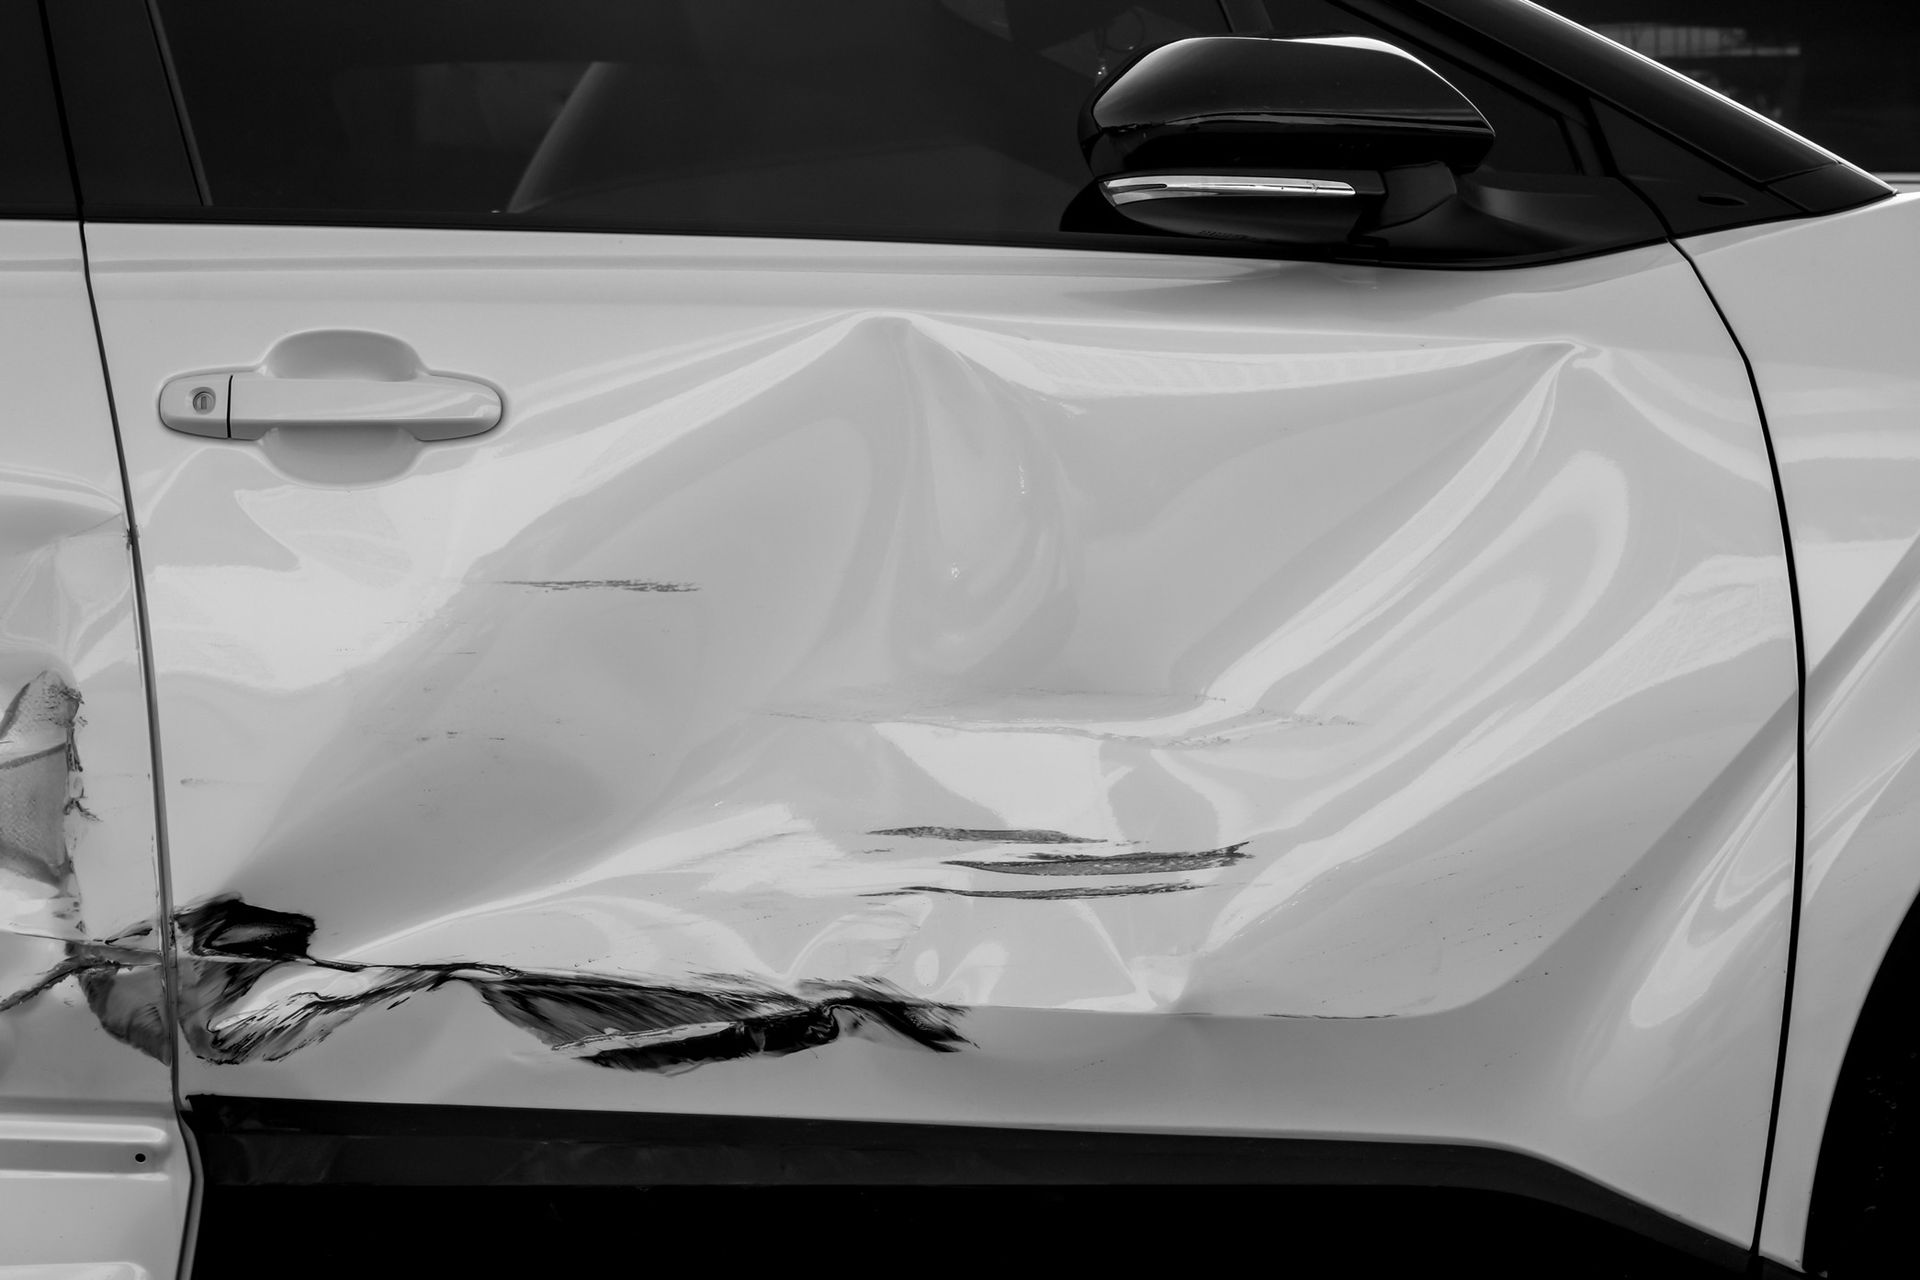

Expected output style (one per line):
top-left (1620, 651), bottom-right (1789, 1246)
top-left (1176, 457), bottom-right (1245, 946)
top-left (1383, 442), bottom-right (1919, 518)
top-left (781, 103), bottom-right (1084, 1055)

top-left (869, 827), bottom-right (1101, 844)
top-left (13, 894), bottom-right (968, 1074)
top-left (503, 580), bottom-right (698, 593)
top-left (875, 882), bottom-right (1199, 901)
top-left (863, 824), bottom-right (1250, 896)
top-left (482, 971), bottom-right (968, 1073)
top-left (945, 843), bottom-right (1249, 876)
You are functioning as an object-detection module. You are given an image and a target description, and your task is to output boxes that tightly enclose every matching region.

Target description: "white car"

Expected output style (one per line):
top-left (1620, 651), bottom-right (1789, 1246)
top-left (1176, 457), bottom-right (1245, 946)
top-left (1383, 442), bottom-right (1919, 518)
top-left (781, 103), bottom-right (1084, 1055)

top-left (1, 1), bottom-right (1914, 1276)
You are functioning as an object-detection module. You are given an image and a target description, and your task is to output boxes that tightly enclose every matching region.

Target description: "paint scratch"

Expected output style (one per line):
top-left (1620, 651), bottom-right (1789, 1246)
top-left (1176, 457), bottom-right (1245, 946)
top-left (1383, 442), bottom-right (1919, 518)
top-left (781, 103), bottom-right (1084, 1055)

top-left (869, 827), bottom-right (1100, 844)
top-left (873, 881), bottom-right (1199, 901)
top-left (945, 843), bottom-right (1249, 876)
top-left (503, 579), bottom-right (698, 593)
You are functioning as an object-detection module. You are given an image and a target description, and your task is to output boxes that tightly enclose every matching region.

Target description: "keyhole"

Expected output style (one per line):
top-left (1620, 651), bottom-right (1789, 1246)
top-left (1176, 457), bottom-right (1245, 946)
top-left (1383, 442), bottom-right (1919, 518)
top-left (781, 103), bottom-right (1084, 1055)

top-left (191, 387), bottom-right (216, 414)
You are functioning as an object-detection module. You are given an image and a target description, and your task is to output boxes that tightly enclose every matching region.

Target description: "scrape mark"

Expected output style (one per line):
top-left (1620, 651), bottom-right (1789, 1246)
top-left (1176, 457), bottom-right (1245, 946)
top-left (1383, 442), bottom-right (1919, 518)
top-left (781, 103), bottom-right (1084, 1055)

top-left (945, 843), bottom-right (1249, 876)
top-left (864, 826), bottom-right (1246, 895)
top-left (873, 882), bottom-right (1199, 901)
top-left (14, 894), bottom-right (968, 1073)
top-left (0, 952), bottom-right (88, 1014)
top-left (76, 921), bottom-right (169, 1060)
top-left (0, 672), bottom-right (175, 1057)
top-left (503, 579), bottom-right (698, 593)
top-left (869, 826), bottom-right (1100, 844)
top-left (1264, 1012), bottom-right (1395, 1020)
top-left (0, 673), bottom-right (85, 925)
top-left (482, 973), bottom-right (967, 1073)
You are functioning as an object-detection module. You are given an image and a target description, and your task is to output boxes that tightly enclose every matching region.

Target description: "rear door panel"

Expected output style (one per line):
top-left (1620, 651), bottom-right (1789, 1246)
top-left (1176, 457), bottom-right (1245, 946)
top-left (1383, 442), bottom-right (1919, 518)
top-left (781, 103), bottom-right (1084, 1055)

top-left (85, 222), bottom-right (1795, 1236)
top-left (0, 5), bottom-right (185, 1270)
top-left (0, 225), bottom-right (186, 1276)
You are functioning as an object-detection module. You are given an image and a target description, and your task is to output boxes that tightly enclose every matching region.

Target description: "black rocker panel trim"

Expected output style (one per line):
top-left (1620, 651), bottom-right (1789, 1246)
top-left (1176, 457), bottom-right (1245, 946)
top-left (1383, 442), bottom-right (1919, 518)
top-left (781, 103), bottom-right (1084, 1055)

top-left (186, 1095), bottom-right (1750, 1272)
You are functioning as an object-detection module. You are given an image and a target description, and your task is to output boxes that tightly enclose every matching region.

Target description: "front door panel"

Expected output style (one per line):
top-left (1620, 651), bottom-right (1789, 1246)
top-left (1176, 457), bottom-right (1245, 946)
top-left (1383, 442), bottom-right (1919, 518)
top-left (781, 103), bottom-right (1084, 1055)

top-left (85, 224), bottom-right (1795, 1236)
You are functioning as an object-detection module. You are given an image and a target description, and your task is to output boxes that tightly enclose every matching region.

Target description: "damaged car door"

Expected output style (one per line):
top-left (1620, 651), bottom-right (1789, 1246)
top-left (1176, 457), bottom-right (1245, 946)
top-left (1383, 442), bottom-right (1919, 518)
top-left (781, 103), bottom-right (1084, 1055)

top-left (42, 0), bottom-right (1845, 1256)
top-left (0, 1), bottom-right (185, 1274)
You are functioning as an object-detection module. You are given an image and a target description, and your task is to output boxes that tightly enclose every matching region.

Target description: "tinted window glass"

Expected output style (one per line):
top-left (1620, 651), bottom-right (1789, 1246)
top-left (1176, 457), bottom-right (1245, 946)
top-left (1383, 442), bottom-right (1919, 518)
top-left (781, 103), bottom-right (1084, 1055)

top-left (1546, 0), bottom-right (1920, 176)
top-left (1249, 1), bottom-right (1585, 175)
top-left (0, 0), bottom-right (75, 215)
top-left (152, 0), bottom-right (1233, 239)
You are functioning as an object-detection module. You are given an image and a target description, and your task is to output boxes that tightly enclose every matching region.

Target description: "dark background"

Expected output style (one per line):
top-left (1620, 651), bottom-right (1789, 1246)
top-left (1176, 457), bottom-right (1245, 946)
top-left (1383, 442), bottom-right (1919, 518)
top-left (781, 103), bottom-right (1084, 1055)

top-left (1548, 0), bottom-right (1920, 173)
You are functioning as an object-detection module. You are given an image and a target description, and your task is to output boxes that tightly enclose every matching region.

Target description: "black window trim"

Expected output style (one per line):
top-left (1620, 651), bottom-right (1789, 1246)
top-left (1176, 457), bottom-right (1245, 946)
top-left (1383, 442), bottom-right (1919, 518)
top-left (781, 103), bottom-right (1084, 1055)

top-left (0, 0), bottom-right (77, 218)
top-left (142, 0), bottom-right (211, 205)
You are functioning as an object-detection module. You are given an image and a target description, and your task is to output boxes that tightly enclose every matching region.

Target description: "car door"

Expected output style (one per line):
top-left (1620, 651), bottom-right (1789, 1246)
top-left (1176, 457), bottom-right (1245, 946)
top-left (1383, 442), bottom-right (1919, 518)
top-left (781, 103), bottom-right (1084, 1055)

top-left (0, 1), bottom-right (185, 1274)
top-left (56, 0), bottom-right (1807, 1251)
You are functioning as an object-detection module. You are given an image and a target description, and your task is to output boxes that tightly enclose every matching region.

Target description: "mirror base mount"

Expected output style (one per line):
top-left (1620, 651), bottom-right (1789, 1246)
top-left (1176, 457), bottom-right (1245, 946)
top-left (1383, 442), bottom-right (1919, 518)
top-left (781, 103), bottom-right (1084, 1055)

top-left (1370, 163), bottom-right (1459, 232)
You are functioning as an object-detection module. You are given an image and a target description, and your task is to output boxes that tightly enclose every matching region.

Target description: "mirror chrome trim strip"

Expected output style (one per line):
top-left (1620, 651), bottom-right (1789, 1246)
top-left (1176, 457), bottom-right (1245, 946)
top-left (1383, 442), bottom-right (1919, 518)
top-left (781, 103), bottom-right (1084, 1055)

top-left (1103, 175), bottom-right (1358, 204)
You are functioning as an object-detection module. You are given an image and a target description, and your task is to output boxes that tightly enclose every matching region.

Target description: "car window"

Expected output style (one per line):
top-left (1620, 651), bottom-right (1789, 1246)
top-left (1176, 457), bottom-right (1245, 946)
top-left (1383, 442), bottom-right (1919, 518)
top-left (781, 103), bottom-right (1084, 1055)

top-left (150, 0), bottom-right (1235, 241)
top-left (1545, 0), bottom-right (1920, 178)
top-left (0, 0), bottom-right (75, 216)
top-left (148, 0), bottom-right (1591, 243)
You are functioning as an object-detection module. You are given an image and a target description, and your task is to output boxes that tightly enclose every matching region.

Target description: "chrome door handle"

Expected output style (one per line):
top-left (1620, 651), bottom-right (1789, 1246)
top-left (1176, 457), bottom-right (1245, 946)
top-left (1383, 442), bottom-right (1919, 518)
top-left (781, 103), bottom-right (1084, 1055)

top-left (159, 370), bottom-right (502, 441)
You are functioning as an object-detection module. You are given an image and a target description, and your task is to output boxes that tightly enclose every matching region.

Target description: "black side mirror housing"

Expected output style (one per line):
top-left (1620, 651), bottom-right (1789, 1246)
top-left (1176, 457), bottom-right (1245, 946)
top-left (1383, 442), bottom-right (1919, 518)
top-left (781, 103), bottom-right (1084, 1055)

top-left (1082, 36), bottom-right (1496, 246)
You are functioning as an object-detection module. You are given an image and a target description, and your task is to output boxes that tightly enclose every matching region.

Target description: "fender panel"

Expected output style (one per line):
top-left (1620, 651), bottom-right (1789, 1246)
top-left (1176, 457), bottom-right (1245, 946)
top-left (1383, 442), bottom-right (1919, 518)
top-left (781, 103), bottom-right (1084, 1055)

top-left (1685, 194), bottom-right (1920, 1268)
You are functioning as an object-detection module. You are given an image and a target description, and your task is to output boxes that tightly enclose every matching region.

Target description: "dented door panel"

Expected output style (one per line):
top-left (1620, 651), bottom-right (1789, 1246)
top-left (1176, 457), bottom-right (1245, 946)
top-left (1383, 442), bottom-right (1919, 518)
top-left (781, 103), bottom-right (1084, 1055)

top-left (0, 222), bottom-right (186, 1277)
top-left (85, 224), bottom-right (1793, 1242)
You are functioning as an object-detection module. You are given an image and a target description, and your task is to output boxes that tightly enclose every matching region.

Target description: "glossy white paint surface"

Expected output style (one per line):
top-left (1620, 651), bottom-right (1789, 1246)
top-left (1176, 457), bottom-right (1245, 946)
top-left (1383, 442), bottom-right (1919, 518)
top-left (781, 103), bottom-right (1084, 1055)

top-left (0, 222), bottom-right (185, 1277)
top-left (1687, 193), bottom-right (1920, 1268)
top-left (88, 223), bottom-right (1795, 1243)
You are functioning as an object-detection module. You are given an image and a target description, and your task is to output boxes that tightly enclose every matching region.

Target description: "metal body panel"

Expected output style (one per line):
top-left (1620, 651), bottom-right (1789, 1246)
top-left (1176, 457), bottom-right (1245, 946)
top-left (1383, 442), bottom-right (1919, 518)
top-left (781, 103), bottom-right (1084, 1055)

top-left (0, 222), bottom-right (184, 1277)
top-left (1685, 194), bottom-right (1920, 1268)
top-left (85, 223), bottom-right (1794, 1242)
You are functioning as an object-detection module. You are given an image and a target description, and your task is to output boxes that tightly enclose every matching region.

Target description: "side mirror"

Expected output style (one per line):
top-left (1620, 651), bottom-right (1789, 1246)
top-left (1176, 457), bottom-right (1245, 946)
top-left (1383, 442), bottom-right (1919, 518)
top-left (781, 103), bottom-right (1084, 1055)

top-left (1082, 36), bottom-right (1495, 246)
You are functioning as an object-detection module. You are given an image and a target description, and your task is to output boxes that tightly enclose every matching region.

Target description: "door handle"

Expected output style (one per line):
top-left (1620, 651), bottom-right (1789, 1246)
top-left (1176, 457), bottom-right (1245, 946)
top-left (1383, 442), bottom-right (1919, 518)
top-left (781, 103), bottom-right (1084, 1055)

top-left (158, 370), bottom-right (502, 441)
